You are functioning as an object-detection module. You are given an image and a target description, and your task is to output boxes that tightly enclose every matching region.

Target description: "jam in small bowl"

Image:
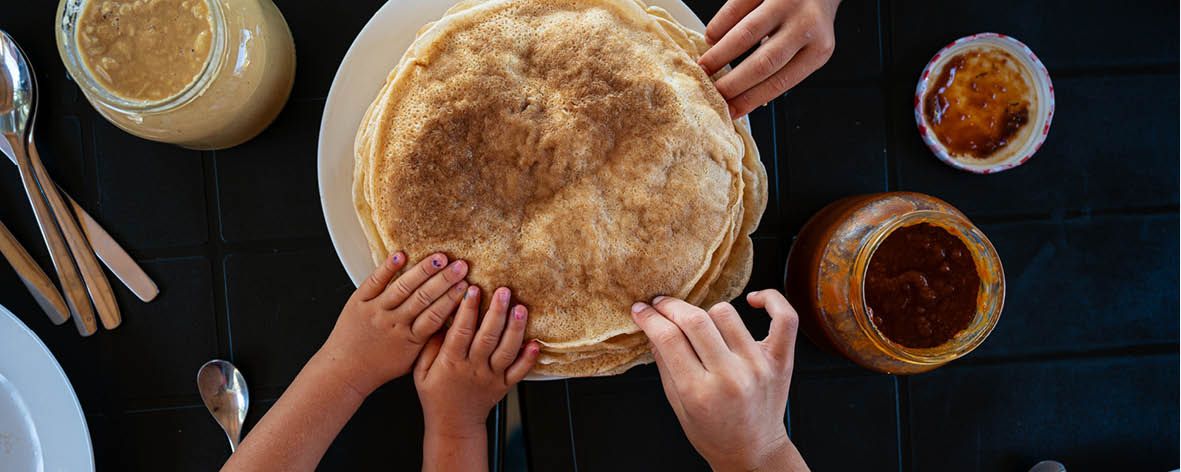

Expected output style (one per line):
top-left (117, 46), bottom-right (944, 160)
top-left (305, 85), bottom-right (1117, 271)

top-left (915, 33), bottom-right (1054, 174)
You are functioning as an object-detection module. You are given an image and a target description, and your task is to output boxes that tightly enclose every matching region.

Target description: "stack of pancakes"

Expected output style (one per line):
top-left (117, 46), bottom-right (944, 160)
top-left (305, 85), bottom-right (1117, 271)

top-left (354, 0), bottom-right (766, 377)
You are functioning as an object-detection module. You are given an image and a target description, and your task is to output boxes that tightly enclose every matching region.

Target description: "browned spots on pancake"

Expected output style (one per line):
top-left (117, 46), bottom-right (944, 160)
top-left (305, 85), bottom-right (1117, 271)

top-left (361, 0), bottom-right (745, 351)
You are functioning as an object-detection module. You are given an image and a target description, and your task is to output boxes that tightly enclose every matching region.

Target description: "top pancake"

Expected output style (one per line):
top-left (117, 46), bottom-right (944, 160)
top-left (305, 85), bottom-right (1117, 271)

top-left (355, 0), bottom-right (755, 354)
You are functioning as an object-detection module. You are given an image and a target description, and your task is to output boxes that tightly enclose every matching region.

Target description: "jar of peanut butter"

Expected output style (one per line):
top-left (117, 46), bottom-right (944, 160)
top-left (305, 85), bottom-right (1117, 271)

top-left (56, 0), bottom-right (296, 150)
top-left (784, 192), bottom-right (1005, 374)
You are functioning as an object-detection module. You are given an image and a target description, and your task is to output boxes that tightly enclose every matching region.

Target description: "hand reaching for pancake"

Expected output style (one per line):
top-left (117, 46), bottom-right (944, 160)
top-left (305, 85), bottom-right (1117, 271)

top-left (699, 0), bottom-right (841, 118)
top-left (415, 286), bottom-right (540, 472)
top-left (631, 290), bottom-right (810, 472)
top-left (318, 251), bottom-right (469, 396)
top-left (224, 251), bottom-right (469, 472)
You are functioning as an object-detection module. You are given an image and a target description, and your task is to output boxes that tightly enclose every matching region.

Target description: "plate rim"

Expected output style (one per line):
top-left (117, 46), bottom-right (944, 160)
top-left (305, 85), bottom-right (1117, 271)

top-left (0, 304), bottom-right (94, 471)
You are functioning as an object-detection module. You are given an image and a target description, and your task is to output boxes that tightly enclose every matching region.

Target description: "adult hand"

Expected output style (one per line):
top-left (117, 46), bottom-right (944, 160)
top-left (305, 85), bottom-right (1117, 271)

top-left (630, 290), bottom-right (809, 472)
top-left (699, 0), bottom-right (841, 118)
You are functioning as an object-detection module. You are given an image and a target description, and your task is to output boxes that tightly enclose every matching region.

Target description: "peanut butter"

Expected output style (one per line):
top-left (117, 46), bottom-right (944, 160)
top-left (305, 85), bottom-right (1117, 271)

top-left (76, 0), bottom-right (213, 101)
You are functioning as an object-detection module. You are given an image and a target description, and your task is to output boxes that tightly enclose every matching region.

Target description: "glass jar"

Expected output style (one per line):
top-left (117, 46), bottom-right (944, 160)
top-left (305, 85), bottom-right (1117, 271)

top-left (784, 192), bottom-right (1004, 374)
top-left (55, 0), bottom-right (296, 150)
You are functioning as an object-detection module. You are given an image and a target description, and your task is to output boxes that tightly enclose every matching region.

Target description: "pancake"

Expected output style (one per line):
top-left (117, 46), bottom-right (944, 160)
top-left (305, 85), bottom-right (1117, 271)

top-left (354, 0), bottom-right (767, 377)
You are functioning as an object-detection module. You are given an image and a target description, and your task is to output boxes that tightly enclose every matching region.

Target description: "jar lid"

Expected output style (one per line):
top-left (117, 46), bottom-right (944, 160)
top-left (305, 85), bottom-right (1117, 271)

top-left (914, 33), bottom-right (1054, 174)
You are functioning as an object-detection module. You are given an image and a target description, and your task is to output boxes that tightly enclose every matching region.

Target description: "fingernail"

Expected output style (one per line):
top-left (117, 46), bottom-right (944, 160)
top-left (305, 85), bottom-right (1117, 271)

top-left (451, 260), bottom-right (466, 274)
top-left (390, 252), bottom-right (401, 264)
top-left (431, 255), bottom-right (444, 268)
top-left (513, 305), bottom-right (527, 320)
top-left (631, 302), bottom-right (647, 314)
top-left (653, 295), bottom-right (667, 304)
top-left (498, 288), bottom-right (510, 303)
top-left (454, 281), bottom-right (468, 293)
top-left (466, 285), bottom-right (479, 299)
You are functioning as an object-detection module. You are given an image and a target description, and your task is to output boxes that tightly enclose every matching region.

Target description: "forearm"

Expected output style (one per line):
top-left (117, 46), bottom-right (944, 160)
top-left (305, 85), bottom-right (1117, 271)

top-left (222, 351), bottom-right (368, 472)
top-left (756, 438), bottom-right (809, 472)
top-left (708, 435), bottom-right (810, 472)
top-left (422, 422), bottom-right (488, 472)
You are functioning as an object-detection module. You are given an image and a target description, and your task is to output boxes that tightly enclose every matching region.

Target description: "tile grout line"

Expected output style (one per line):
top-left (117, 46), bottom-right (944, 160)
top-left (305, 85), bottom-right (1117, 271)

top-left (895, 375), bottom-right (912, 472)
top-left (202, 150), bottom-right (234, 363)
top-left (879, 6), bottom-right (911, 469)
top-left (563, 379), bottom-right (580, 472)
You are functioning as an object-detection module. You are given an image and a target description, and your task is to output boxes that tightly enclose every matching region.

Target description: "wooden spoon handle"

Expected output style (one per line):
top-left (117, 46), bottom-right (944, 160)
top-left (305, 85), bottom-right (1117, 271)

top-left (29, 141), bottom-right (121, 330)
top-left (0, 219), bottom-right (69, 324)
top-left (7, 135), bottom-right (96, 335)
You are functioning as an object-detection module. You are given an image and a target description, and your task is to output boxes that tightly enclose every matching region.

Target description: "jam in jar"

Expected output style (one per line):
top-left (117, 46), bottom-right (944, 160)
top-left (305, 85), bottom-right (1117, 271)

top-left (785, 192), bottom-right (1004, 374)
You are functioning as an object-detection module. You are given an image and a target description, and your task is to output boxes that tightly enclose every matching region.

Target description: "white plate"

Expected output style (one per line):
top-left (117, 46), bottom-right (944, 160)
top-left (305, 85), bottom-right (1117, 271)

top-left (0, 305), bottom-right (93, 472)
top-left (318, 0), bottom-right (709, 286)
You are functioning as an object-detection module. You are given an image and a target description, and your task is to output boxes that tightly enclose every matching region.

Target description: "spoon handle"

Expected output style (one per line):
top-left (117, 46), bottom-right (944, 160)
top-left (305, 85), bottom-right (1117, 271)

top-left (29, 141), bottom-right (121, 330)
top-left (7, 135), bottom-right (97, 335)
top-left (2, 142), bottom-right (159, 302)
top-left (0, 219), bottom-right (69, 324)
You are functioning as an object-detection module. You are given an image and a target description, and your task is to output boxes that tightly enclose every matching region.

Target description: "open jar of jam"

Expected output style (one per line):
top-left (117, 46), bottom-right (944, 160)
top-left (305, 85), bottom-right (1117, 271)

top-left (785, 192), bottom-right (1004, 374)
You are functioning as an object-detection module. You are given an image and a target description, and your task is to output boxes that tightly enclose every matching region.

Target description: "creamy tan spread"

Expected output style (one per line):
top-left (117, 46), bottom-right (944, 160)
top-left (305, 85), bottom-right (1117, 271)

top-left (76, 0), bottom-right (213, 101)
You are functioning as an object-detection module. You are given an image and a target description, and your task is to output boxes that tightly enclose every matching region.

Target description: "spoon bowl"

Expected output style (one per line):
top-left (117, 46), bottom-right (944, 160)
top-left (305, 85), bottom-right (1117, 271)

top-left (197, 359), bottom-right (249, 453)
top-left (0, 30), bottom-right (35, 157)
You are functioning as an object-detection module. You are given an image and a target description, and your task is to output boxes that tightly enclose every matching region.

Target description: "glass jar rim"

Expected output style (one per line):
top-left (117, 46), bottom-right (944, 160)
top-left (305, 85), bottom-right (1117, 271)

top-left (851, 209), bottom-right (1005, 366)
top-left (55, 0), bottom-right (226, 113)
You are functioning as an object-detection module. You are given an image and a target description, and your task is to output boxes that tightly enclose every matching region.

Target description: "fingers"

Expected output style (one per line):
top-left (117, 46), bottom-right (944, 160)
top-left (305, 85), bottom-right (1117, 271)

top-left (442, 284), bottom-right (481, 359)
top-left (747, 289), bottom-right (800, 367)
top-left (492, 304), bottom-right (528, 372)
top-left (386, 259), bottom-right (468, 317)
top-left (504, 341), bottom-right (540, 385)
top-left (714, 29), bottom-right (804, 100)
top-left (357, 252), bottom-right (406, 301)
top-left (631, 301), bottom-right (704, 377)
top-left (698, 2), bottom-right (782, 76)
top-left (650, 347), bottom-right (687, 419)
top-left (651, 296), bottom-right (733, 370)
top-left (414, 333), bottom-right (444, 381)
top-left (706, 302), bottom-right (759, 357)
top-left (379, 253), bottom-right (449, 308)
top-left (471, 287), bottom-right (512, 363)
top-left (704, 0), bottom-right (762, 46)
top-left (727, 44), bottom-right (832, 118)
top-left (409, 280), bottom-right (468, 340)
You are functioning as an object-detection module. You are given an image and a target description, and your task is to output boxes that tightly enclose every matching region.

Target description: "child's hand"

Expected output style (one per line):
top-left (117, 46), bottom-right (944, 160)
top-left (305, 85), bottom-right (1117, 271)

top-left (415, 286), bottom-right (540, 436)
top-left (699, 0), bottom-right (841, 118)
top-left (317, 251), bottom-right (470, 397)
top-left (630, 290), bottom-right (810, 472)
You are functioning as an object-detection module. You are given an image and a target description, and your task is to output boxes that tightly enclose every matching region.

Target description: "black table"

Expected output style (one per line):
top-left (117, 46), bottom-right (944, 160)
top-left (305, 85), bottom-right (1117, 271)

top-left (1, 1), bottom-right (1177, 470)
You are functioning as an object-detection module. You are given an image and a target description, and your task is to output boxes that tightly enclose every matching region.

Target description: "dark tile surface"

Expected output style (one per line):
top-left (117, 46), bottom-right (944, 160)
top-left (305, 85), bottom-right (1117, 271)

top-left (0, 0), bottom-right (1174, 471)
top-left (809, 0), bottom-right (882, 83)
top-left (276, 0), bottom-right (387, 100)
top-left (94, 119), bottom-right (209, 250)
top-left (909, 355), bottom-right (1180, 472)
top-left (215, 100), bottom-right (330, 242)
top-left (893, 74), bottom-right (1180, 218)
top-left (100, 406), bottom-right (231, 470)
top-left (564, 368), bottom-right (710, 472)
top-left (891, 0), bottom-right (1180, 74)
top-left (322, 379), bottom-right (426, 470)
top-left (973, 214), bottom-right (1180, 359)
top-left (791, 374), bottom-right (900, 471)
top-left (223, 248), bottom-right (354, 397)
top-left (99, 257), bottom-right (219, 409)
top-left (781, 85), bottom-right (889, 233)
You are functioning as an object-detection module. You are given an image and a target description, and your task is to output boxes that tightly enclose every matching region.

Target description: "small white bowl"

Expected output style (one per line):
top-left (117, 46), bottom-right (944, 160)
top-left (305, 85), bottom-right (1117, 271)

top-left (914, 33), bottom-right (1054, 174)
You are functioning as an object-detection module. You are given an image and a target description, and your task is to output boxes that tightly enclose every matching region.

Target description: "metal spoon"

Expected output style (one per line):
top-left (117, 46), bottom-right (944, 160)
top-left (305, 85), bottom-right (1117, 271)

top-left (0, 30), bottom-right (97, 335)
top-left (198, 360), bottom-right (249, 453)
